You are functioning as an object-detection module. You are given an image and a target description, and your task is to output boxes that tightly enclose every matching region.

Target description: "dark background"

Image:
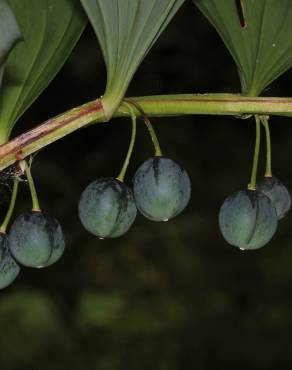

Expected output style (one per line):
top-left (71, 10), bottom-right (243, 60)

top-left (1, 2), bottom-right (292, 370)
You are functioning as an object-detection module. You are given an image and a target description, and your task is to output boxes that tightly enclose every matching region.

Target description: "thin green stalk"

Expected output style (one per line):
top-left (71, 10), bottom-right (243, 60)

top-left (261, 116), bottom-right (272, 177)
top-left (0, 175), bottom-right (19, 233)
top-left (116, 102), bottom-right (137, 182)
top-left (22, 160), bottom-right (41, 211)
top-left (143, 115), bottom-right (162, 156)
top-left (124, 99), bottom-right (162, 156)
top-left (248, 115), bottom-right (261, 190)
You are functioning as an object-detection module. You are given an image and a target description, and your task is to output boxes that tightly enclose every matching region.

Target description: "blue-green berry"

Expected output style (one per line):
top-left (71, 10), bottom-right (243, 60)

top-left (133, 156), bottom-right (191, 221)
top-left (79, 178), bottom-right (137, 238)
top-left (219, 189), bottom-right (278, 250)
top-left (0, 233), bottom-right (20, 289)
top-left (257, 176), bottom-right (291, 220)
top-left (9, 211), bottom-right (65, 268)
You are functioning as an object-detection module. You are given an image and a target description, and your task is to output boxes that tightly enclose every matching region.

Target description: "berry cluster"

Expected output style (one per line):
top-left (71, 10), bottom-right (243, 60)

top-left (0, 209), bottom-right (65, 289)
top-left (0, 162), bottom-right (65, 289)
top-left (219, 177), bottom-right (291, 250)
top-left (0, 104), bottom-right (192, 290)
top-left (219, 116), bottom-right (291, 250)
top-left (79, 156), bottom-right (191, 238)
top-left (1, 112), bottom-right (288, 290)
top-left (79, 102), bottom-right (191, 239)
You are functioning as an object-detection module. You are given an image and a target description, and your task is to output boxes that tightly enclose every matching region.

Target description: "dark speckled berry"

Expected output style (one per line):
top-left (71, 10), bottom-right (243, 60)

top-left (133, 156), bottom-right (191, 221)
top-left (257, 176), bottom-right (291, 220)
top-left (0, 233), bottom-right (20, 289)
top-left (9, 211), bottom-right (65, 268)
top-left (78, 178), bottom-right (137, 238)
top-left (219, 189), bottom-right (278, 250)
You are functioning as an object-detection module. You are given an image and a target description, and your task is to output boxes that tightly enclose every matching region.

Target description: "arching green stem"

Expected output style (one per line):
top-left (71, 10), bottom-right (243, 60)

top-left (0, 175), bottom-right (19, 233)
top-left (116, 102), bottom-right (137, 182)
top-left (144, 115), bottom-right (163, 156)
top-left (22, 160), bottom-right (41, 211)
top-left (248, 115), bottom-right (261, 190)
top-left (2, 95), bottom-right (292, 172)
top-left (124, 99), bottom-right (162, 156)
top-left (260, 116), bottom-right (272, 177)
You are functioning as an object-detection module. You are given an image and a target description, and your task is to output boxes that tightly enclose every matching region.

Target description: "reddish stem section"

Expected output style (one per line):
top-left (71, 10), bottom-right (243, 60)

top-left (0, 99), bottom-right (104, 168)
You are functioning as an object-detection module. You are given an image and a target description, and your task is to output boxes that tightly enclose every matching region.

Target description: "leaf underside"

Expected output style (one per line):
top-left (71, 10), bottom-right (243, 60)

top-left (0, 0), bottom-right (21, 88)
top-left (80, 0), bottom-right (185, 113)
top-left (194, 0), bottom-right (292, 96)
top-left (0, 0), bottom-right (87, 143)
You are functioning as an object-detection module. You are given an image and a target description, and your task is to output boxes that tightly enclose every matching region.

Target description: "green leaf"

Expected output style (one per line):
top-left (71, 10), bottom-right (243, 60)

top-left (0, 0), bottom-right (21, 88)
top-left (0, 0), bottom-right (87, 143)
top-left (194, 0), bottom-right (292, 96)
top-left (80, 0), bottom-right (185, 117)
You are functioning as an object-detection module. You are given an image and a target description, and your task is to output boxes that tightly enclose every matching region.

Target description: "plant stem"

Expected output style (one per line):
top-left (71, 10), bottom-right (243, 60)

top-left (22, 160), bottom-right (41, 211)
top-left (261, 116), bottom-right (272, 177)
top-left (1, 94), bottom-right (292, 170)
top-left (118, 94), bottom-right (292, 117)
top-left (124, 99), bottom-right (162, 156)
top-left (248, 115), bottom-right (261, 190)
top-left (0, 175), bottom-right (19, 233)
top-left (0, 98), bottom-right (105, 170)
top-left (116, 102), bottom-right (137, 182)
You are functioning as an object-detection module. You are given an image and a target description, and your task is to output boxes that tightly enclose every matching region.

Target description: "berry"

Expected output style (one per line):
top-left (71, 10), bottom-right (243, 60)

top-left (9, 211), bottom-right (65, 268)
top-left (78, 177), bottom-right (137, 238)
top-left (219, 189), bottom-right (278, 250)
top-left (257, 176), bottom-right (291, 219)
top-left (133, 156), bottom-right (191, 221)
top-left (0, 233), bottom-right (20, 289)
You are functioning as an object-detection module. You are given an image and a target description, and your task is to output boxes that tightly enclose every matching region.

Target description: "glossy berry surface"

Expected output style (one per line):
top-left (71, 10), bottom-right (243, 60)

top-left (9, 211), bottom-right (65, 268)
top-left (133, 156), bottom-right (191, 221)
top-left (79, 178), bottom-right (137, 238)
top-left (0, 233), bottom-right (20, 289)
top-left (257, 176), bottom-right (291, 220)
top-left (219, 189), bottom-right (278, 250)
